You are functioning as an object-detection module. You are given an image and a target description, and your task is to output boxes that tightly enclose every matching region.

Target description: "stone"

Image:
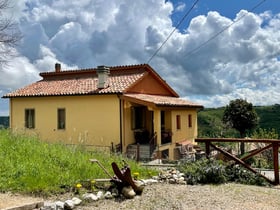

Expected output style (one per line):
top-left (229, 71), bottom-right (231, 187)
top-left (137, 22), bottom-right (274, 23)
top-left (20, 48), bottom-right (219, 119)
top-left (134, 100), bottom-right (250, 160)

top-left (178, 180), bottom-right (187, 185)
top-left (104, 191), bottom-right (113, 199)
top-left (122, 186), bottom-right (136, 199)
top-left (168, 178), bottom-right (176, 184)
top-left (82, 193), bottom-right (99, 202)
top-left (72, 197), bottom-right (82, 205)
top-left (172, 174), bottom-right (178, 179)
top-left (97, 191), bottom-right (103, 199)
top-left (54, 201), bottom-right (64, 210)
top-left (64, 199), bottom-right (75, 209)
top-left (178, 177), bottom-right (185, 182)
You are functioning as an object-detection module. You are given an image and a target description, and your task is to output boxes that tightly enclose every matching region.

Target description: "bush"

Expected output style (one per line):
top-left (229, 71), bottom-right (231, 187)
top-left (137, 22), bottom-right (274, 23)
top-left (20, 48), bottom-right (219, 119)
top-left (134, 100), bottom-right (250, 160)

top-left (178, 158), bottom-right (269, 186)
top-left (178, 158), bottom-right (227, 185)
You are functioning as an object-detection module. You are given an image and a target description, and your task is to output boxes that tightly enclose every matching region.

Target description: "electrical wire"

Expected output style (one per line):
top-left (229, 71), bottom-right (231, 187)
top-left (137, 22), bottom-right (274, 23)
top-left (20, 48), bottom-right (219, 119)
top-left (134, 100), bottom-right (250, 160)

top-left (147, 0), bottom-right (200, 64)
top-left (183, 0), bottom-right (267, 58)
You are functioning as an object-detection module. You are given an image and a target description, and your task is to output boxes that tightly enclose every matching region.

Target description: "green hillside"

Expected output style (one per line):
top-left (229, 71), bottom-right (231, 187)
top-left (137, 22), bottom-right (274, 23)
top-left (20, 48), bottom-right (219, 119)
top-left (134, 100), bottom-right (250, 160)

top-left (198, 104), bottom-right (280, 138)
top-left (0, 116), bottom-right (9, 128)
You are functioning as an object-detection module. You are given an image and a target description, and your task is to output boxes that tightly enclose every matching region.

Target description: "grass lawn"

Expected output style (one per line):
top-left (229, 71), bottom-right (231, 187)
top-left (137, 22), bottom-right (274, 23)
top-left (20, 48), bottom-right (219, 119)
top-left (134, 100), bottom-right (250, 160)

top-left (0, 129), bottom-right (156, 195)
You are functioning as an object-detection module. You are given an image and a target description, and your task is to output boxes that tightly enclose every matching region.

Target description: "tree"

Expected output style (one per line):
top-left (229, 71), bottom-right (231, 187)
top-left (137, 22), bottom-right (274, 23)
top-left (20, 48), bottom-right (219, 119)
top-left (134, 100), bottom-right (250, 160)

top-left (0, 0), bottom-right (21, 65)
top-left (222, 99), bottom-right (259, 155)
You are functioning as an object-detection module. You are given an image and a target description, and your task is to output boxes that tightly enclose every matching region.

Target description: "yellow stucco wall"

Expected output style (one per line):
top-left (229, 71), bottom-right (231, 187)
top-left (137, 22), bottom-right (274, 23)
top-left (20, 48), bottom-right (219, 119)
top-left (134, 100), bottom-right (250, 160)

top-left (10, 95), bottom-right (121, 148)
top-left (171, 109), bottom-right (198, 143)
top-left (158, 109), bottom-right (198, 160)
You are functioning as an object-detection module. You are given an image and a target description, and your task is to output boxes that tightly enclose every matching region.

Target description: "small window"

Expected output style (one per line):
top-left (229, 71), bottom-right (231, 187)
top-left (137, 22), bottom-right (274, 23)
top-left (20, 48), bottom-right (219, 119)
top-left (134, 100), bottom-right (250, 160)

top-left (57, 108), bottom-right (66, 130)
top-left (25, 109), bottom-right (35, 129)
top-left (176, 115), bottom-right (181, 130)
top-left (188, 114), bottom-right (192, 128)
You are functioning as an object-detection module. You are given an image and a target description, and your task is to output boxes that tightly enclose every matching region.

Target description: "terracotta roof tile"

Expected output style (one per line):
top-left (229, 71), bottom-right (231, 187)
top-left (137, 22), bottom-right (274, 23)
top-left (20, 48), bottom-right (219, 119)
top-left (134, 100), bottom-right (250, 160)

top-left (3, 64), bottom-right (202, 109)
top-left (123, 93), bottom-right (203, 108)
top-left (3, 66), bottom-right (145, 97)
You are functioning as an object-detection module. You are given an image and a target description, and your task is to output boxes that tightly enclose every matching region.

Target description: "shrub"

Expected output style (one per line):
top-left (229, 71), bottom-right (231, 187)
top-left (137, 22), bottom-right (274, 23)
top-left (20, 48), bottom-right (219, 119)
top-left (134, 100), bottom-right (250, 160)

top-left (178, 158), bottom-right (227, 185)
top-left (178, 158), bottom-right (269, 186)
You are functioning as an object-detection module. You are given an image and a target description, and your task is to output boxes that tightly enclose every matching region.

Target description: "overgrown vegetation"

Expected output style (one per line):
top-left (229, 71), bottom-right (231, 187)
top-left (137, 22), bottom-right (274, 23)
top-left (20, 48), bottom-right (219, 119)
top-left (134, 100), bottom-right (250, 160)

top-left (0, 130), bottom-right (156, 195)
top-left (178, 158), bottom-right (269, 186)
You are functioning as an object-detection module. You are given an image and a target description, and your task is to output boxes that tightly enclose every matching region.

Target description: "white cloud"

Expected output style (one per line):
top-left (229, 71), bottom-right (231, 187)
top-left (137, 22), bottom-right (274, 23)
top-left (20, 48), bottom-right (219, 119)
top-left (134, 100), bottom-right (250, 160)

top-left (0, 55), bottom-right (39, 91)
top-left (155, 10), bottom-right (280, 100)
top-left (1, 0), bottom-right (280, 115)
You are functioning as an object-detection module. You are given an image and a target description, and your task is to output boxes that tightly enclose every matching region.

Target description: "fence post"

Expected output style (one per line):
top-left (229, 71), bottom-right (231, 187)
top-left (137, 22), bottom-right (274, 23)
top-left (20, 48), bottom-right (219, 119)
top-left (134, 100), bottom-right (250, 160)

top-left (272, 142), bottom-right (279, 184)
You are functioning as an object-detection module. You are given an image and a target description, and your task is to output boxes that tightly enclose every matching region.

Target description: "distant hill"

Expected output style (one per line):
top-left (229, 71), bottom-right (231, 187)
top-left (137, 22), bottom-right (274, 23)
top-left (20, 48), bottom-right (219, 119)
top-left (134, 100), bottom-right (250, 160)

top-left (0, 117), bottom-right (9, 128)
top-left (198, 104), bottom-right (280, 138)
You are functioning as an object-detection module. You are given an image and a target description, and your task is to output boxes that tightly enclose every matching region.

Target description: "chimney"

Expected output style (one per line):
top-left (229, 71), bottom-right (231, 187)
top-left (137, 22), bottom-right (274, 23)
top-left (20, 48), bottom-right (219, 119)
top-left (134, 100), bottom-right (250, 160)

top-left (96, 65), bottom-right (110, 89)
top-left (55, 63), bottom-right (61, 72)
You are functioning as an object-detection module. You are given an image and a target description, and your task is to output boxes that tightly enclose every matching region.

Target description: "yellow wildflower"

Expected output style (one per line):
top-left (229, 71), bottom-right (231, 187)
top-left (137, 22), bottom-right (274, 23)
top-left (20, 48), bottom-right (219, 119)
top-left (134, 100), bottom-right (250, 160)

top-left (76, 183), bottom-right (82, 189)
top-left (133, 172), bottom-right (140, 179)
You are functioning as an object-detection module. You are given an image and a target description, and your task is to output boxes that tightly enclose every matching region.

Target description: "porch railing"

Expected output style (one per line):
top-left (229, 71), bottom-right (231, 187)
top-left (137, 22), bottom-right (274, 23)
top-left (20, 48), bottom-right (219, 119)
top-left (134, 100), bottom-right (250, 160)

top-left (161, 130), bottom-right (172, 144)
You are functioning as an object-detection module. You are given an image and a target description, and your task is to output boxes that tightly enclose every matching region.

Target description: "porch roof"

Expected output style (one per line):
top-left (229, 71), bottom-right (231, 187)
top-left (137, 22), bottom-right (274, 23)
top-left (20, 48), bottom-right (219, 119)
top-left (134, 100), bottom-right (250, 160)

top-left (123, 93), bottom-right (203, 108)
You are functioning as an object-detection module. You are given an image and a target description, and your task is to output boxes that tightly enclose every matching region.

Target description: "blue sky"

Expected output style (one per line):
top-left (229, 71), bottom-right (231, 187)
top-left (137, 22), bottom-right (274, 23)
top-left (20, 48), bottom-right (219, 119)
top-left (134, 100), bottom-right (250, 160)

top-left (0, 0), bottom-right (280, 115)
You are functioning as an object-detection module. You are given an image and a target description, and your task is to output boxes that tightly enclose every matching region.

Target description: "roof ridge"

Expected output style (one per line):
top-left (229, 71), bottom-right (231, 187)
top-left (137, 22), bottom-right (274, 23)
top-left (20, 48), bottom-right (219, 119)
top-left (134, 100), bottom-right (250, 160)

top-left (41, 63), bottom-right (149, 74)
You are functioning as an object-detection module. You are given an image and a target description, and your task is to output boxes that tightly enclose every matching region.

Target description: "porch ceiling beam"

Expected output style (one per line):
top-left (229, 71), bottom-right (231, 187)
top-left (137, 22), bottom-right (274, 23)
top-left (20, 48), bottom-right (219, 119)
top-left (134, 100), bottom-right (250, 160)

top-left (120, 95), bottom-right (156, 108)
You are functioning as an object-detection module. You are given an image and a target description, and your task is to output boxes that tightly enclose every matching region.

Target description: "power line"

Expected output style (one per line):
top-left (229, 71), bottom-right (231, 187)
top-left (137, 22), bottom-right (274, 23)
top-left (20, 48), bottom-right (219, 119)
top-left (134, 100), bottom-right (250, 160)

top-left (183, 0), bottom-right (267, 58)
top-left (147, 0), bottom-right (200, 64)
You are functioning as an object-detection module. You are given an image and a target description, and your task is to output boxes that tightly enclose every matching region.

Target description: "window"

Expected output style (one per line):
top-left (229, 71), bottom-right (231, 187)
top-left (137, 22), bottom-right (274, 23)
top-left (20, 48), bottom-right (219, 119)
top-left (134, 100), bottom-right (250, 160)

top-left (176, 115), bottom-right (181, 130)
top-left (25, 109), bottom-right (35, 129)
top-left (57, 108), bottom-right (66, 130)
top-left (188, 114), bottom-right (192, 128)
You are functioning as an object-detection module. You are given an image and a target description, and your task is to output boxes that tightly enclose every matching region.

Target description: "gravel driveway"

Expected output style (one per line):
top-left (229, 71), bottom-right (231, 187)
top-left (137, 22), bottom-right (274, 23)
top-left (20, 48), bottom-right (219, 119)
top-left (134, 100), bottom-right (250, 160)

top-left (52, 183), bottom-right (280, 210)
top-left (2, 183), bottom-right (280, 210)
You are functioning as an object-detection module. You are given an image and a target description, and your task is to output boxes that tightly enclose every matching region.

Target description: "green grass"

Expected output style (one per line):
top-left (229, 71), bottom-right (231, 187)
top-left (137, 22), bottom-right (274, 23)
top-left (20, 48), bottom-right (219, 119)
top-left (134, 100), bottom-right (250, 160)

top-left (0, 129), bottom-right (156, 195)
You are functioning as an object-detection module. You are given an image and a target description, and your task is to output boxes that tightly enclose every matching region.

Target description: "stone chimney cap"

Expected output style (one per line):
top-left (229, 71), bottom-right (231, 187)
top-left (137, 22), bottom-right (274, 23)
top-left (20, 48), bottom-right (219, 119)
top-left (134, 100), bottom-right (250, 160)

top-left (97, 65), bottom-right (110, 72)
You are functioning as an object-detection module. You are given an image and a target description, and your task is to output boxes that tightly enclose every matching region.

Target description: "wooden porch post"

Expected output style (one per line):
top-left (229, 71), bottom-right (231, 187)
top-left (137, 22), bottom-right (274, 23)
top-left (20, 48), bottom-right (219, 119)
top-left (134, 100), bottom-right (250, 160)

top-left (272, 143), bottom-right (279, 184)
top-left (153, 110), bottom-right (161, 146)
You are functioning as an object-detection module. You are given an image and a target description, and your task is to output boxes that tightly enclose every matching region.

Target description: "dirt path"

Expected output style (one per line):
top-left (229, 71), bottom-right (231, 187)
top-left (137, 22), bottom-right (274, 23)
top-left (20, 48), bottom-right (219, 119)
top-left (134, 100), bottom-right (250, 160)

top-left (0, 192), bottom-right (43, 209)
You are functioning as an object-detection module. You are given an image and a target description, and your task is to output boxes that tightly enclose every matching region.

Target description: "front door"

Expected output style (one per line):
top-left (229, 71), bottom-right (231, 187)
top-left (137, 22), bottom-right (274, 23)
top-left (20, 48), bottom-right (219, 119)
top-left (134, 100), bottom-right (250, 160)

top-left (132, 106), bottom-right (153, 144)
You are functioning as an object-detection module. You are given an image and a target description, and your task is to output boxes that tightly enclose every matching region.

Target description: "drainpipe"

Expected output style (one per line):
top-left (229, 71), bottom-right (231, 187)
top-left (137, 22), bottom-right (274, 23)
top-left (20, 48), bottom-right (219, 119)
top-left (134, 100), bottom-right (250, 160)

top-left (118, 95), bottom-right (123, 153)
top-left (9, 99), bottom-right (13, 129)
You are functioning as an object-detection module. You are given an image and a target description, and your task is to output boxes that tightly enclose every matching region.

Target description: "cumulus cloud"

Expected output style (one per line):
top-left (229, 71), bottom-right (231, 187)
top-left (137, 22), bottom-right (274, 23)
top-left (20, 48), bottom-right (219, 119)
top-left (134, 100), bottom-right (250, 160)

top-left (1, 0), bottom-right (280, 115)
top-left (155, 10), bottom-right (280, 104)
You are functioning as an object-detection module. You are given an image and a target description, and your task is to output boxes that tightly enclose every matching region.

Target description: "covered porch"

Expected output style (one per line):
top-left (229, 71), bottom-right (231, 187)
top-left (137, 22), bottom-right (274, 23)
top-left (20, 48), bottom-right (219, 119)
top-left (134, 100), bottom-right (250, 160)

top-left (120, 93), bottom-right (202, 160)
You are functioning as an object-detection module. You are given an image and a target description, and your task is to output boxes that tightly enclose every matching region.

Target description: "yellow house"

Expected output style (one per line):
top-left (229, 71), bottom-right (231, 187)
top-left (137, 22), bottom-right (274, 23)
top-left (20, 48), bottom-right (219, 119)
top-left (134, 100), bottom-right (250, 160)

top-left (3, 64), bottom-right (203, 160)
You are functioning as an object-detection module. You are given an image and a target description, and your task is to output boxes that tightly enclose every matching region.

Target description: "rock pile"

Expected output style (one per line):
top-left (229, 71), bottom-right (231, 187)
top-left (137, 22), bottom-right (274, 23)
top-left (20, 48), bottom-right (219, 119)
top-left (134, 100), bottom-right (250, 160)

top-left (40, 168), bottom-right (186, 209)
top-left (153, 168), bottom-right (187, 185)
